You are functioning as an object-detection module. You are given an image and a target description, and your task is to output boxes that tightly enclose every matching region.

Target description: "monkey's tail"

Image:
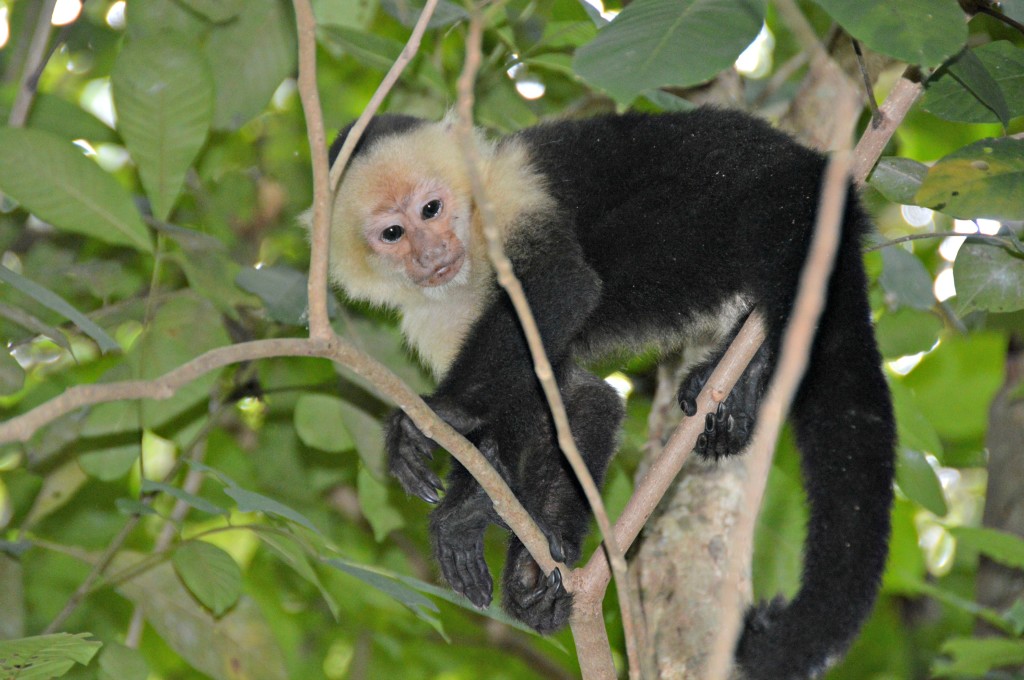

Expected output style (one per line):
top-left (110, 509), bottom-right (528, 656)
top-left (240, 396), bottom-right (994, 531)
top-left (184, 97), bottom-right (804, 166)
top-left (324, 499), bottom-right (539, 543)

top-left (735, 214), bottom-right (897, 679)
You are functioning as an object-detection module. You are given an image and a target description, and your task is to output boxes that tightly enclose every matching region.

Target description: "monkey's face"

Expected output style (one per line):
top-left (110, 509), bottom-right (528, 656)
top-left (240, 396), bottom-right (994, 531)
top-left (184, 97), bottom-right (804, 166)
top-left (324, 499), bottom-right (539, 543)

top-left (363, 179), bottom-right (467, 289)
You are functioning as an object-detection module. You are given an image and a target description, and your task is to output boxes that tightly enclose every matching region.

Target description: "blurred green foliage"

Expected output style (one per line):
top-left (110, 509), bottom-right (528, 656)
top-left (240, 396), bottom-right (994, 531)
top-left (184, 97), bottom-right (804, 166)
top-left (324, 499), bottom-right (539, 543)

top-left (0, 0), bottom-right (1022, 678)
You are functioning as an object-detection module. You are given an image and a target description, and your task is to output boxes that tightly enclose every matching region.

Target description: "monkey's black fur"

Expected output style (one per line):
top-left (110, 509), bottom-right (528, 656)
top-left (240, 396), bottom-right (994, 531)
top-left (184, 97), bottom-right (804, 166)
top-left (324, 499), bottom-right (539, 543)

top-left (332, 110), bottom-right (896, 679)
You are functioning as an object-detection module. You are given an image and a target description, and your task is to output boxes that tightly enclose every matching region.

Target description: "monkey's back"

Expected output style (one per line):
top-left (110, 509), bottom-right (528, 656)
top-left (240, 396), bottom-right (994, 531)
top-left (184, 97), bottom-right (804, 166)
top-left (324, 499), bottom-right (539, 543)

top-left (508, 109), bottom-right (860, 350)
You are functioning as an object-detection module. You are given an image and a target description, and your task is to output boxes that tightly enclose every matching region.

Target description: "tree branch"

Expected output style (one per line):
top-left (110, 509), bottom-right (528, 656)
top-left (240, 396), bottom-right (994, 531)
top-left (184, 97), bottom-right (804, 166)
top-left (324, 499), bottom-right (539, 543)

top-left (291, 0), bottom-right (332, 339)
top-left (706, 94), bottom-right (860, 680)
top-left (851, 67), bottom-right (923, 185)
top-left (450, 8), bottom-right (642, 676)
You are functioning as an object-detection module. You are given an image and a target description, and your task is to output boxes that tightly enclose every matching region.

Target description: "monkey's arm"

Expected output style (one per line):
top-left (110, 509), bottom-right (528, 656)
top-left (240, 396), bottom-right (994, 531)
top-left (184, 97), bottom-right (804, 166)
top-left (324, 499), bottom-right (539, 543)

top-left (387, 222), bottom-right (602, 502)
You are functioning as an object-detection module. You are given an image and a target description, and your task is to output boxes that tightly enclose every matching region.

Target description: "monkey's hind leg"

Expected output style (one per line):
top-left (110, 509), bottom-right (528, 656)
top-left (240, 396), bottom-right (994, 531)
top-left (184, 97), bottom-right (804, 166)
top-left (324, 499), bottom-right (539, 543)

top-left (502, 367), bottom-right (624, 633)
top-left (677, 339), bottom-right (772, 459)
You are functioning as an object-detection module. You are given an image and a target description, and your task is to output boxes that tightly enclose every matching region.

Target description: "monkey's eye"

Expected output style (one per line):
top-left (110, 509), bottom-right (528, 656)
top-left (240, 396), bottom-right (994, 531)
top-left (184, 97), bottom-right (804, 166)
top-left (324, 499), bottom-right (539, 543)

top-left (421, 199), bottom-right (442, 220)
top-left (381, 225), bottom-right (405, 243)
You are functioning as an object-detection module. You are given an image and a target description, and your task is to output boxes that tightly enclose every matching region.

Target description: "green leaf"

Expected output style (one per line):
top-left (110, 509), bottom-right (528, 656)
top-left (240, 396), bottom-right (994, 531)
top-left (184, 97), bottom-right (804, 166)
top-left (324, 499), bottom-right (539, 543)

top-left (1006, 599), bottom-right (1024, 635)
top-left (357, 466), bottom-right (405, 541)
top-left (922, 41), bottom-right (1024, 125)
top-left (177, 0), bottom-right (244, 22)
top-left (98, 642), bottom-right (149, 680)
top-left (112, 36), bottom-right (214, 221)
top-left (172, 541), bottom-right (243, 616)
top-left (0, 265), bottom-right (120, 353)
top-left (901, 333), bottom-right (1005, 441)
top-left (950, 526), bottom-right (1024, 569)
top-left (224, 487), bottom-right (322, 535)
top-left (317, 25), bottom-right (405, 72)
top-left (934, 637), bottom-right (1024, 676)
top-left (325, 557), bottom-right (440, 618)
top-left (125, 0), bottom-right (211, 40)
top-left (0, 633), bottom-right (101, 680)
top-left (115, 498), bottom-right (160, 516)
top-left (879, 247), bottom-right (935, 310)
top-left (573, 0), bottom-right (766, 104)
top-left (130, 295), bottom-right (230, 433)
top-left (117, 556), bottom-right (287, 680)
top-left (257, 533), bottom-right (339, 619)
top-left (876, 307), bottom-right (943, 359)
top-left (0, 127), bottom-right (152, 252)
top-left (926, 48), bottom-right (1010, 127)
top-left (379, 0), bottom-right (467, 28)
top-left (313, 0), bottom-right (380, 28)
top-left (204, 0), bottom-right (296, 130)
top-left (642, 89), bottom-right (697, 113)
top-left (333, 399), bottom-right (387, 479)
top-left (236, 264), bottom-right (341, 325)
top-left (889, 379), bottom-right (943, 459)
top-left (1004, 0), bottom-right (1024, 21)
top-left (895, 448), bottom-right (947, 516)
top-left (26, 93), bottom-right (118, 144)
top-left (141, 479), bottom-right (229, 515)
top-left (294, 394), bottom-right (355, 453)
top-left (22, 462), bottom-right (89, 527)
top-left (78, 442), bottom-right (140, 481)
top-left (0, 348), bottom-right (25, 395)
top-left (916, 137), bottom-right (1024, 221)
top-left (868, 157), bottom-right (929, 205)
top-left (810, 0), bottom-right (965, 68)
top-left (170, 249), bottom-right (257, 320)
top-left (953, 237), bottom-right (1024, 314)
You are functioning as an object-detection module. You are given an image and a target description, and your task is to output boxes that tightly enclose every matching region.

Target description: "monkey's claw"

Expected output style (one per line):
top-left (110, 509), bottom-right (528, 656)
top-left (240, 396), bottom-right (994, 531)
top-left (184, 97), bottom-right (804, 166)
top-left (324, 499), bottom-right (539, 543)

top-left (679, 341), bottom-right (768, 459)
top-left (503, 541), bottom-right (573, 634)
top-left (437, 539), bottom-right (493, 608)
top-left (695, 398), bottom-right (753, 459)
top-left (386, 409), bottom-right (445, 503)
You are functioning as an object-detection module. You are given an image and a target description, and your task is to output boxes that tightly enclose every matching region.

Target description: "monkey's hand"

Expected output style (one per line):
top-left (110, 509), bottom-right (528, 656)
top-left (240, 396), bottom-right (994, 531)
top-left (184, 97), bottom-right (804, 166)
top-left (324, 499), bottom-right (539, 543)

top-left (385, 400), bottom-right (483, 503)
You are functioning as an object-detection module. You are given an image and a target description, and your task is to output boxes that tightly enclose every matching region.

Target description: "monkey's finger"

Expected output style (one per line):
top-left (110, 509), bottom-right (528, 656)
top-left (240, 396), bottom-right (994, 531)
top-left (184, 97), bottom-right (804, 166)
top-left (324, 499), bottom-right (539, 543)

top-left (455, 549), bottom-right (492, 608)
top-left (392, 459), bottom-right (442, 503)
top-left (542, 527), bottom-right (566, 563)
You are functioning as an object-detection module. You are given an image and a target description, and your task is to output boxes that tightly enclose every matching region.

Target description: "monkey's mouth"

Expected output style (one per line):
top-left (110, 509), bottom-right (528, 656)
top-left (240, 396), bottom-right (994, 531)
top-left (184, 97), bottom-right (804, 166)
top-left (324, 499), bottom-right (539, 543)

top-left (419, 252), bottom-right (465, 287)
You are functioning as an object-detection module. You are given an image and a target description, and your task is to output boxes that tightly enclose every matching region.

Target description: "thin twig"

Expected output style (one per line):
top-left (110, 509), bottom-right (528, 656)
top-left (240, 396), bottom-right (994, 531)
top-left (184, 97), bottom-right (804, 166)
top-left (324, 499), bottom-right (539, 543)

top-left (851, 39), bottom-right (882, 125)
top-left (327, 0), bottom-right (441, 194)
top-left (706, 97), bottom-right (859, 680)
top-left (977, 3), bottom-right (1024, 35)
top-left (866, 230), bottom-right (1013, 252)
top-left (574, 313), bottom-right (766, 678)
top-left (450, 10), bottom-right (643, 676)
top-left (42, 516), bottom-right (140, 633)
top-left (579, 314), bottom-right (767, 585)
top-left (291, 0), bottom-right (332, 339)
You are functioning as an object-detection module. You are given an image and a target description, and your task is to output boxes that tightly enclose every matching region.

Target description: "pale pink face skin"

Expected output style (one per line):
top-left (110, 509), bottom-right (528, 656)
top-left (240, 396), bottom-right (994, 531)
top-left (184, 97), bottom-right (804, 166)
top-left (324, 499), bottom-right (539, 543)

top-left (362, 181), bottom-right (467, 288)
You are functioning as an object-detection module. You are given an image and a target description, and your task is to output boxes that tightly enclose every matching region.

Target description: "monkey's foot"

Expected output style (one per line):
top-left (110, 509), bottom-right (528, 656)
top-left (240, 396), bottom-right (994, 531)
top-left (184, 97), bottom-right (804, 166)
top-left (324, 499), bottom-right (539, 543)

top-left (386, 409), bottom-right (444, 503)
top-left (502, 539), bottom-right (572, 634)
top-left (678, 343), bottom-right (768, 459)
top-left (437, 538), bottom-right (493, 609)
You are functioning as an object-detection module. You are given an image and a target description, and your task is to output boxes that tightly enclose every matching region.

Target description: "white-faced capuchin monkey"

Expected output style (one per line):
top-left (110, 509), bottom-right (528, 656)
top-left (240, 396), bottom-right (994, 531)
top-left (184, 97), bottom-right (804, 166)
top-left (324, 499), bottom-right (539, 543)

top-left (326, 111), bottom-right (896, 680)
